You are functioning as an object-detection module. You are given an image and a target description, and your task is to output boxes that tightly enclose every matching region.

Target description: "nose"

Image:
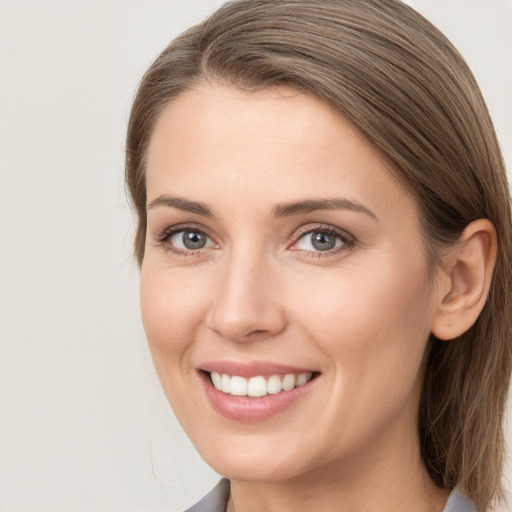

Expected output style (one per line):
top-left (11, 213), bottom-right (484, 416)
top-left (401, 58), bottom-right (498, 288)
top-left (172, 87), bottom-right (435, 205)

top-left (205, 249), bottom-right (286, 343)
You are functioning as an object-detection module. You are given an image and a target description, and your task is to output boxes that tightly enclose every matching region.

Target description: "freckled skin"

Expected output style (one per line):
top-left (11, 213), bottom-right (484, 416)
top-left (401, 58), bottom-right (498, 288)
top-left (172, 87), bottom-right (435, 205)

top-left (140, 85), bottom-right (450, 512)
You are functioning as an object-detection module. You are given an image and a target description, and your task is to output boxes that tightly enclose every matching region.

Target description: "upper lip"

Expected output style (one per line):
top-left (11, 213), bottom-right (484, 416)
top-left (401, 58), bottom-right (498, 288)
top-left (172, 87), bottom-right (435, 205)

top-left (199, 360), bottom-right (318, 378)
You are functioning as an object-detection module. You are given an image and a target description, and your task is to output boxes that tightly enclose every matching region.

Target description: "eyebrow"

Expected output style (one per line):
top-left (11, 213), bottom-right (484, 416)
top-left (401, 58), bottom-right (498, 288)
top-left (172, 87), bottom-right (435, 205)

top-left (147, 195), bottom-right (214, 218)
top-left (147, 195), bottom-right (377, 221)
top-left (272, 198), bottom-right (378, 220)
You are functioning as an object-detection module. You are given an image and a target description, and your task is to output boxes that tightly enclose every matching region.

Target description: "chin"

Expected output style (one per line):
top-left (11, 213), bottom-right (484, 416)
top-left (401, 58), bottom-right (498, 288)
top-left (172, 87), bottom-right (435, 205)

top-left (207, 455), bottom-right (305, 483)
top-left (194, 433), bottom-right (312, 483)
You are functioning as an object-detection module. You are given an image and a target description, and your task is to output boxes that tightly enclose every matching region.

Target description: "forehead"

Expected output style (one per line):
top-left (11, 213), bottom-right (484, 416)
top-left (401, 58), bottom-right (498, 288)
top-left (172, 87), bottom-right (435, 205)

top-left (145, 84), bottom-right (415, 220)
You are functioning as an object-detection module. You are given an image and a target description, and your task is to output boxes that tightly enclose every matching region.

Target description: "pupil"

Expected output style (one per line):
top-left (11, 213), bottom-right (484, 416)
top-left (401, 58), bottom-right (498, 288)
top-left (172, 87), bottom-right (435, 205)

top-left (312, 231), bottom-right (335, 251)
top-left (183, 231), bottom-right (206, 249)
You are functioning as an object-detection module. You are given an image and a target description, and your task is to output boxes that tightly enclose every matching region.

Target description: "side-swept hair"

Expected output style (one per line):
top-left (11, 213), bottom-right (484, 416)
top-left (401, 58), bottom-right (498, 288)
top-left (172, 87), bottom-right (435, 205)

top-left (126, 1), bottom-right (512, 509)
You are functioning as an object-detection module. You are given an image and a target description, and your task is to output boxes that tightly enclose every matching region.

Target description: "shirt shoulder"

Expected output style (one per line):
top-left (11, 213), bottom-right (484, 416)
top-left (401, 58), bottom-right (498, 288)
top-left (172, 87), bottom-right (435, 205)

top-left (184, 480), bottom-right (476, 512)
top-left (443, 488), bottom-right (477, 512)
top-left (184, 479), bottom-right (230, 512)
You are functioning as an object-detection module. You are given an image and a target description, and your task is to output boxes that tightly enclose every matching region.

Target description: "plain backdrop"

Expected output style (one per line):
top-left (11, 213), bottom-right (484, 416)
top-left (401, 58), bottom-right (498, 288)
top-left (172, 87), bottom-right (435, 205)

top-left (0, 1), bottom-right (510, 511)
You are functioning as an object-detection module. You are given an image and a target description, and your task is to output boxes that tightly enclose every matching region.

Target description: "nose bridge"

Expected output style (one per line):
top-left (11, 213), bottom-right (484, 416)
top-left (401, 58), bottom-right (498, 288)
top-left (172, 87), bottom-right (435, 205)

top-left (206, 243), bottom-right (285, 342)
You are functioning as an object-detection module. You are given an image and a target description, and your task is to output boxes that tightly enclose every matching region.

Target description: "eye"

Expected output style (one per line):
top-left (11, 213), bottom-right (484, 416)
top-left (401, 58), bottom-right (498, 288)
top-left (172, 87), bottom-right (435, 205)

top-left (290, 226), bottom-right (354, 254)
top-left (170, 230), bottom-right (211, 250)
top-left (155, 225), bottom-right (216, 254)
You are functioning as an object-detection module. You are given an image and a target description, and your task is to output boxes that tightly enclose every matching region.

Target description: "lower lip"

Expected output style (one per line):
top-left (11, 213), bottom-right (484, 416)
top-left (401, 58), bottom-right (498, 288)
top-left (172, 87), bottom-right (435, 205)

top-left (200, 372), bottom-right (318, 422)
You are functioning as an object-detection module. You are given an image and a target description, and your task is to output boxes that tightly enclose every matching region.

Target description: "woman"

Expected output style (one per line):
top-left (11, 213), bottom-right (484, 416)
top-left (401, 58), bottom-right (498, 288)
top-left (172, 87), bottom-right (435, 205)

top-left (126, 1), bottom-right (512, 511)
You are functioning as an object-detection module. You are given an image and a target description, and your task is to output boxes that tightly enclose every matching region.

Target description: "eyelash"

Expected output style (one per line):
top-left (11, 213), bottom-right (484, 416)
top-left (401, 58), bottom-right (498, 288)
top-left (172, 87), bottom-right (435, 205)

top-left (153, 223), bottom-right (356, 258)
top-left (289, 224), bottom-right (355, 257)
top-left (154, 223), bottom-right (214, 257)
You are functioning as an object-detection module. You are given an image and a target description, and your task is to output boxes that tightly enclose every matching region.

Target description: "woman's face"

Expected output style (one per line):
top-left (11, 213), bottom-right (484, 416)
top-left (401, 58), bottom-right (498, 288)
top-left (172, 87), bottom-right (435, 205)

top-left (141, 85), bottom-right (442, 482)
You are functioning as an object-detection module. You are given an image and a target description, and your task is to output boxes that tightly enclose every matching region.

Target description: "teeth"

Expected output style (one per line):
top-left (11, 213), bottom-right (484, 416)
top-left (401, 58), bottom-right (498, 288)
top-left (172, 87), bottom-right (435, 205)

top-left (230, 376), bottom-right (248, 396)
top-left (210, 371), bottom-right (314, 397)
top-left (248, 376), bottom-right (267, 397)
top-left (211, 371), bottom-right (222, 390)
top-left (281, 374), bottom-right (296, 391)
top-left (221, 373), bottom-right (231, 393)
top-left (296, 372), bottom-right (312, 386)
top-left (267, 375), bottom-right (282, 395)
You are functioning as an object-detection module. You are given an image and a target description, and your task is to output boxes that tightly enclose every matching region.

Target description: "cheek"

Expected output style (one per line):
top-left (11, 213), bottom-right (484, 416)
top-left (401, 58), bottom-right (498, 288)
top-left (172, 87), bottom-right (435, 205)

top-left (139, 264), bottom-right (209, 362)
top-left (296, 259), bottom-right (430, 335)
top-left (289, 260), bottom-right (433, 395)
top-left (294, 265), bottom-right (433, 451)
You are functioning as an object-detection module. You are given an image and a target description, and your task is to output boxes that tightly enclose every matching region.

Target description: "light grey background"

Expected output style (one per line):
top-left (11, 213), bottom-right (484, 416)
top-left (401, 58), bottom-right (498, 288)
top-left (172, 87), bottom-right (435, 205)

top-left (0, 1), bottom-right (510, 511)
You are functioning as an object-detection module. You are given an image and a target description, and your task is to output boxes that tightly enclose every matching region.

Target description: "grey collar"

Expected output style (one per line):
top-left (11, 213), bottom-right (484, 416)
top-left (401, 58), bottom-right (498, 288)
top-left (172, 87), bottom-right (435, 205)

top-left (184, 479), bottom-right (477, 512)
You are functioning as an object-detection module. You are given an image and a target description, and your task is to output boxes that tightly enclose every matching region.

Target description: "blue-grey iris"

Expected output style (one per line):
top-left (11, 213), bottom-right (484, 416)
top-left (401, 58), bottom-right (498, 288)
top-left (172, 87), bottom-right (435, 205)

top-left (183, 231), bottom-right (206, 249)
top-left (311, 231), bottom-right (336, 251)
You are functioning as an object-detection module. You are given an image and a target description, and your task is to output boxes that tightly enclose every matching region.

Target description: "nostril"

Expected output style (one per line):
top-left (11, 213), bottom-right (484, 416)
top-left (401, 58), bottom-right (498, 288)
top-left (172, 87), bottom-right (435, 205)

top-left (247, 329), bottom-right (269, 337)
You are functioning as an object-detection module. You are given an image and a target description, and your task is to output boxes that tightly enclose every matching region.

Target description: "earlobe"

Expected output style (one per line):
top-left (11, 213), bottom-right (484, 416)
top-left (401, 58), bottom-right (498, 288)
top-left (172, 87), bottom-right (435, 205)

top-left (431, 219), bottom-right (497, 341)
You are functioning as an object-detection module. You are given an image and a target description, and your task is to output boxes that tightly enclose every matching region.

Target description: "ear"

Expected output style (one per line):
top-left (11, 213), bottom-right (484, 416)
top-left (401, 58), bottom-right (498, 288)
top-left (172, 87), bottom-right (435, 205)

top-left (431, 219), bottom-right (497, 341)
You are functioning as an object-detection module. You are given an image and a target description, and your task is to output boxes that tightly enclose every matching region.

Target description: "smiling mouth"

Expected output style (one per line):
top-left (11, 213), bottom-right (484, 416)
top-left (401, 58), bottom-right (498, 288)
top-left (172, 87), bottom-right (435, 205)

top-left (206, 371), bottom-right (319, 398)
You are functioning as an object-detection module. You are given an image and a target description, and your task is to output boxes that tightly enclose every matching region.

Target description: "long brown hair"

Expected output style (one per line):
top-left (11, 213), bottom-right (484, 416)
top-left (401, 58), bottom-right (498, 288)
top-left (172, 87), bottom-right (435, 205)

top-left (126, 1), bottom-right (512, 509)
